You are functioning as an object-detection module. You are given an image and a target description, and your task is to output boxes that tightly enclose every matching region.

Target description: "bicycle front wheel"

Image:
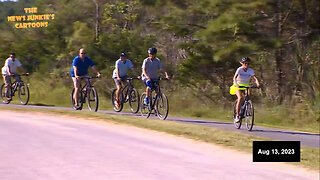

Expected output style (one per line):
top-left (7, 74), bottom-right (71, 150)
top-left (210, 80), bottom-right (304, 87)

top-left (233, 100), bottom-right (242, 129)
top-left (129, 88), bottom-right (140, 114)
top-left (111, 89), bottom-right (123, 112)
top-left (245, 100), bottom-right (254, 131)
top-left (140, 92), bottom-right (150, 118)
top-left (87, 87), bottom-right (99, 112)
top-left (18, 82), bottom-right (29, 105)
top-left (71, 88), bottom-right (83, 110)
top-left (155, 93), bottom-right (169, 120)
top-left (0, 83), bottom-right (10, 104)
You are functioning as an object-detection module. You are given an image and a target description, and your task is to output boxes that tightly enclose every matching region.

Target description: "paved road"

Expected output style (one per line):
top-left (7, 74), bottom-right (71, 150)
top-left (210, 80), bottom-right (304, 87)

top-left (0, 111), bottom-right (318, 180)
top-left (1, 104), bottom-right (319, 148)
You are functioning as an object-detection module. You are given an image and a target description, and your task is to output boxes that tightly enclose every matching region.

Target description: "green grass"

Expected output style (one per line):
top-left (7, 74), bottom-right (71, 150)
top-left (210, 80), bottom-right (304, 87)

top-left (20, 75), bottom-right (320, 133)
top-left (0, 106), bottom-right (319, 170)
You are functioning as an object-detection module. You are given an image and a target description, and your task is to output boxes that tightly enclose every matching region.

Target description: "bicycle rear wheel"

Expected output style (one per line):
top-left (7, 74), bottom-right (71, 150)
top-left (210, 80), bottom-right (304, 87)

top-left (111, 89), bottom-right (123, 112)
top-left (233, 100), bottom-right (242, 129)
top-left (129, 88), bottom-right (140, 114)
top-left (71, 88), bottom-right (83, 110)
top-left (17, 82), bottom-right (29, 105)
top-left (140, 92), bottom-right (150, 118)
top-left (0, 83), bottom-right (10, 104)
top-left (155, 93), bottom-right (169, 120)
top-left (87, 87), bottom-right (99, 112)
top-left (245, 100), bottom-right (254, 131)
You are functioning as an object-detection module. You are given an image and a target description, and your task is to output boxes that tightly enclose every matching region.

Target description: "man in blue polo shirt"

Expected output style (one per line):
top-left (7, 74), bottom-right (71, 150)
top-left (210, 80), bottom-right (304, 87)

top-left (70, 48), bottom-right (100, 109)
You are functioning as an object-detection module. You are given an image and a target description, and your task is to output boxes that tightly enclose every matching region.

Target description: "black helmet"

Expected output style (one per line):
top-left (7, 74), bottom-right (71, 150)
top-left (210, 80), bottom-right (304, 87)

top-left (240, 57), bottom-right (250, 63)
top-left (148, 48), bottom-right (157, 55)
top-left (120, 52), bottom-right (126, 57)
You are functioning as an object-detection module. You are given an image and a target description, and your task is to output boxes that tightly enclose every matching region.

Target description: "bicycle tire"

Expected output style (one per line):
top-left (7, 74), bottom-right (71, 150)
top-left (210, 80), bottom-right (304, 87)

top-left (111, 89), bottom-right (123, 112)
top-left (71, 88), bottom-right (83, 110)
top-left (0, 83), bottom-right (10, 104)
top-left (140, 92), bottom-right (150, 118)
top-left (17, 82), bottom-right (29, 105)
top-left (87, 87), bottom-right (99, 112)
top-left (245, 100), bottom-right (254, 131)
top-left (128, 88), bottom-right (140, 114)
top-left (155, 93), bottom-right (169, 120)
top-left (233, 99), bottom-right (242, 129)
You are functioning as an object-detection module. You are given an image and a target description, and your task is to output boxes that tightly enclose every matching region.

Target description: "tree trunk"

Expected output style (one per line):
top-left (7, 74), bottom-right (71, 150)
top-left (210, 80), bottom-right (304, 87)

top-left (275, 0), bottom-right (284, 104)
top-left (92, 0), bottom-right (100, 41)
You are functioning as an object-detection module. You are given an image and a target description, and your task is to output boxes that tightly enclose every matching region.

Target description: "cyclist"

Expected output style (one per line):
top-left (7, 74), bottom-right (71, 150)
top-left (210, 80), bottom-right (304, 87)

top-left (230, 57), bottom-right (260, 123)
top-left (141, 47), bottom-right (169, 105)
top-left (112, 52), bottom-right (135, 108)
top-left (1, 53), bottom-right (28, 101)
top-left (70, 48), bottom-right (101, 109)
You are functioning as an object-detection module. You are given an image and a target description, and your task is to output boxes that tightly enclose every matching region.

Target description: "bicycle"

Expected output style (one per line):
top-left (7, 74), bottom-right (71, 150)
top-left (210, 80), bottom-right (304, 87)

top-left (111, 77), bottom-right (140, 113)
top-left (0, 74), bottom-right (29, 105)
top-left (233, 85), bottom-right (259, 131)
top-left (71, 76), bottom-right (99, 111)
top-left (140, 78), bottom-right (169, 120)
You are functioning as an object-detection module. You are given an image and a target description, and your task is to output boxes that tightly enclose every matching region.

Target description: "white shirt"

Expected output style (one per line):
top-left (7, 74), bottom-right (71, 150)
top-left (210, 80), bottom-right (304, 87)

top-left (235, 67), bottom-right (255, 84)
top-left (112, 59), bottom-right (134, 78)
top-left (2, 58), bottom-right (22, 75)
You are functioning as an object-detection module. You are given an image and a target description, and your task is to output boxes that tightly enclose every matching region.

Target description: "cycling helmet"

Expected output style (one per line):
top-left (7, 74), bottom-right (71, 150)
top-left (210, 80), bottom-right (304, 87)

top-left (240, 57), bottom-right (250, 63)
top-left (120, 52), bottom-right (126, 57)
top-left (148, 47), bottom-right (157, 55)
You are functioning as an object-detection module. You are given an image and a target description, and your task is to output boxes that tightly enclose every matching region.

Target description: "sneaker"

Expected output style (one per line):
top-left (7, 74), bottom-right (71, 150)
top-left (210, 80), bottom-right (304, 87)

top-left (144, 97), bottom-right (149, 105)
top-left (234, 116), bottom-right (240, 123)
top-left (114, 100), bottom-right (120, 108)
top-left (7, 97), bottom-right (12, 101)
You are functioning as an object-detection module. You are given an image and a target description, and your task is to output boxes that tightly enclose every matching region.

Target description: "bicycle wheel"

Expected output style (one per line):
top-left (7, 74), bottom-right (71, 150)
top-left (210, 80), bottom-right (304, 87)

top-left (71, 88), bottom-right (83, 110)
top-left (0, 83), bottom-right (10, 104)
top-left (155, 93), bottom-right (169, 120)
top-left (140, 92), bottom-right (150, 118)
top-left (111, 89), bottom-right (123, 112)
top-left (245, 100), bottom-right (254, 131)
top-left (128, 88), bottom-right (140, 114)
top-left (87, 87), bottom-right (99, 112)
top-left (233, 100), bottom-right (242, 129)
top-left (17, 82), bottom-right (29, 105)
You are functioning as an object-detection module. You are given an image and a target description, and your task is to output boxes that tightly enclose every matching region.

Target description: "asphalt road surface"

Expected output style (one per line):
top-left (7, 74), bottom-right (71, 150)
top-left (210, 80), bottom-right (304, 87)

top-left (1, 104), bottom-right (319, 148)
top-left (0, 110), bottom-right (318, 180)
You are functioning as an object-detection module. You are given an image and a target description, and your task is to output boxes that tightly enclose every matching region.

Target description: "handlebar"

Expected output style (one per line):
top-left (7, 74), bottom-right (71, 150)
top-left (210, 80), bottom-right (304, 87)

top-left (78, 76), bottom-right (100, 80)
top-left (238, 85), bottom-right (260, 89)
top-left (8, 73), bottom-right (29, 76)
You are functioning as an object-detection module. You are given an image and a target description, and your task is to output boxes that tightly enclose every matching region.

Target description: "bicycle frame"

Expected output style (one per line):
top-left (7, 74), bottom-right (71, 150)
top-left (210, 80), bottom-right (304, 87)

top-left (148, 82), bottom-right (162, 111)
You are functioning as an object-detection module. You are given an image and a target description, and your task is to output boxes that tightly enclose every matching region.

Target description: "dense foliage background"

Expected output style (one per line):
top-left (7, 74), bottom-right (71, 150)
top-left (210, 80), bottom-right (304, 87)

top-left (0, 0), bottom-right (319, 122)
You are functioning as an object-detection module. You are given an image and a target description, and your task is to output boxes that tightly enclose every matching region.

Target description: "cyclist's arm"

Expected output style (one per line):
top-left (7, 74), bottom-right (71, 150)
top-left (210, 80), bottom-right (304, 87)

top-left (233, 74), bottom-right (239, 87)
top-left (160, 69), bottom-right (169, 79)
top-left (91, 65), bottom-right (101, 77)
top-left (142, 67), bottom-right (150, 80)
top-left (252, 75), bottom-right (260, 88)
top-left (6, 66), bottom-right (13, 76)
top-left (73, 66), bottom-right (79, 78)
top-left (17, 66), bottom-right (27, 74)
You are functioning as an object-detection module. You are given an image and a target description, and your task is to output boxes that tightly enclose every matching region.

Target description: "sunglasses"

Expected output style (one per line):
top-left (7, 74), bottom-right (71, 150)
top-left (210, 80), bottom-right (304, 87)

top-left (80, 52), bottom-right (86, 54)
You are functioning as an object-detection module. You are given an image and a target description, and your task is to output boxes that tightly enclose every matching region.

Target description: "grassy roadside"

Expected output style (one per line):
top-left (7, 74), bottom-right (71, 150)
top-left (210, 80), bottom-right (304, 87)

top-left (0, 106), bottom-right (319, 171)
top-left (22, 75), bottom-right (319, 133)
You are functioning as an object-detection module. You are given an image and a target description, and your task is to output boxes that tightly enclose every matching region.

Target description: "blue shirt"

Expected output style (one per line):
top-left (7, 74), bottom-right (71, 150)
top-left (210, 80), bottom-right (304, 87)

top-left (70, 56), bottom-right (95, 77)
top-left (112, 59), bottom-right (134, 78)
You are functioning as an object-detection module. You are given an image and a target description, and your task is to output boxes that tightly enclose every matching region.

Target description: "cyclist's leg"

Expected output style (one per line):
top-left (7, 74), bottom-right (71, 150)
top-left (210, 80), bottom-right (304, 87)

top-left (113, 78), bottom-right (122, 102)
top-left (72, 77), bottom-right (81, 106)
top-left (3, 75), bottom-right (11, 98)
top-left (144, 79), bottom-right (152, 102)
top-left (235, 89), bottom-right (243, 117)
